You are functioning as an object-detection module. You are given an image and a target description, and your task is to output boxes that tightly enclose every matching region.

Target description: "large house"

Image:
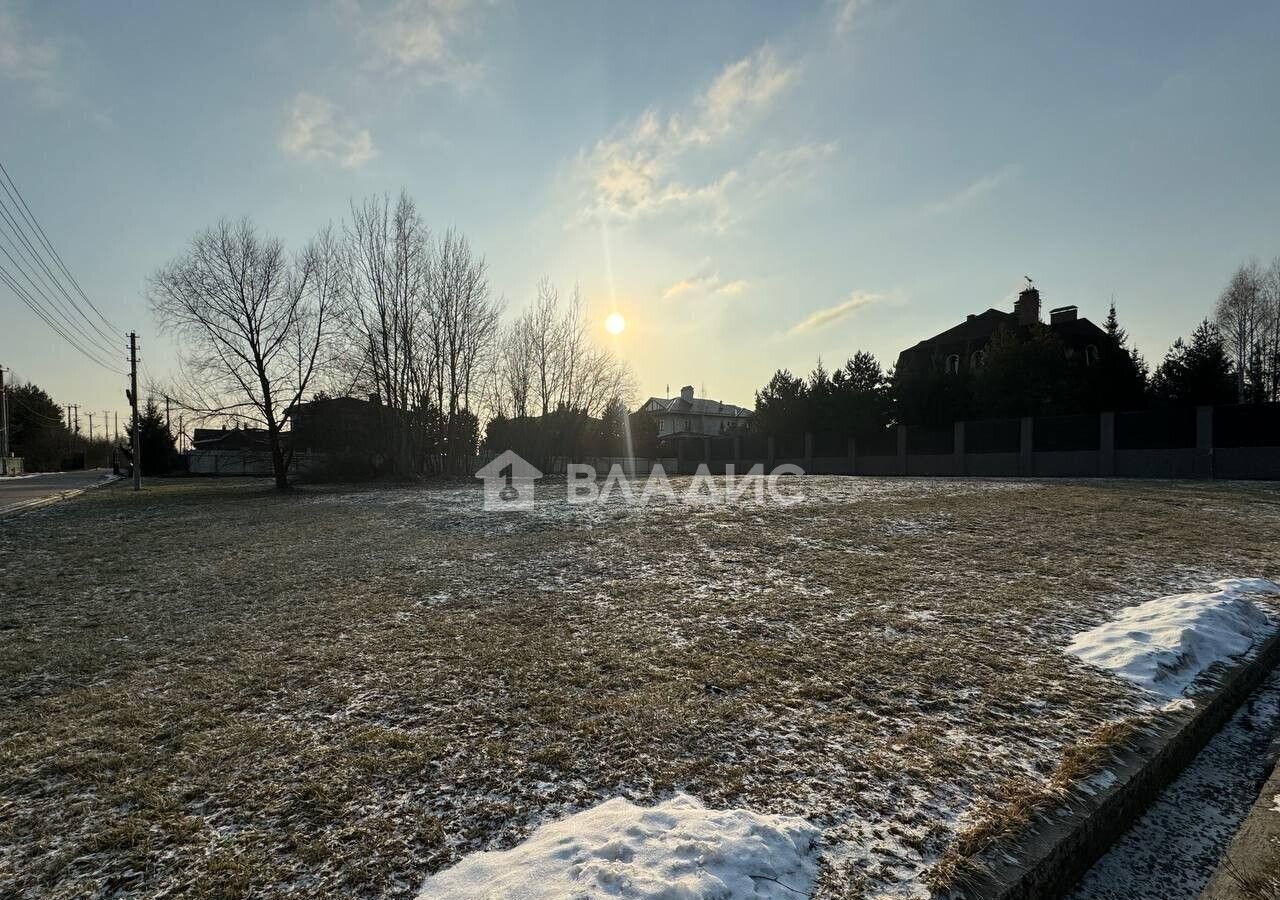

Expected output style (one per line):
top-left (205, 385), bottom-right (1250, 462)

top-left (640, 385), bottom-right (753, 438)
top-left (895, 285), bottom-right (1109, 375)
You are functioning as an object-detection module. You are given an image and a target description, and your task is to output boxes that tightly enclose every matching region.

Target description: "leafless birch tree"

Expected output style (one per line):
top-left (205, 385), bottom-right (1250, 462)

top-left (150, 218), bottom-right (341, 489)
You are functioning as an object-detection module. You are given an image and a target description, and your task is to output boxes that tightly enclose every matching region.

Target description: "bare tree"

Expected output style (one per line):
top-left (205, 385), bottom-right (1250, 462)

top-left (344, 191), bottom-right (434, 473)
top-left (489, 276), bottom-right (636, 422)
top-left (150, 218), bottom-right (339, 489)
top-left (1215, 260), bottom-right (1264, 400)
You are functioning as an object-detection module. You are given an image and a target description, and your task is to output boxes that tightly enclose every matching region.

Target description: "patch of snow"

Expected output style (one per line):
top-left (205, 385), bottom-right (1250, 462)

top-left (1272, 793), bottom-right (1280, 814)
top-left (1066, 579), bottom-right (1279, 699)
top-left (416, 793), bottom-right (820, 900)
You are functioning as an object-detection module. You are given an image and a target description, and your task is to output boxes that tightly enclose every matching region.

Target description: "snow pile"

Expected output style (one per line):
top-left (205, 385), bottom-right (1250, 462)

top-left (1066, 578), bottom-right (1279, 699)
top-left (417, 793), bottom-right (820, 900)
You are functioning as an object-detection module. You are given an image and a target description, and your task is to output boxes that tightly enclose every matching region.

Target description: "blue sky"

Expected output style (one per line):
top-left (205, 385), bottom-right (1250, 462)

top-left (3, 0), bottom-right (1279, 423)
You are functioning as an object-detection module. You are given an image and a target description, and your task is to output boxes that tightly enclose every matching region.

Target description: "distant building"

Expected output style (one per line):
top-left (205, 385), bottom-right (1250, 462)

top-left (895, 285), bottom-right (1109, 375)
top-left (639, 385), bottom-right (753, 438)
top-left (190, 426), bottom-right (270, 452)
top-left (289, 395), bottom-right (389, 456)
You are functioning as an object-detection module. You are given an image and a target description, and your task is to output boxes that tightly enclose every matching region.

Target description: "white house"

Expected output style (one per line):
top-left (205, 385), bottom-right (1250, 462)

top-left (639, 386), bottom-right (753, 438)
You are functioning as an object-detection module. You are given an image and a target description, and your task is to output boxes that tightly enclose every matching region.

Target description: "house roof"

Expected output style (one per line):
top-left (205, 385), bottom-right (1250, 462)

top-left (191, 427), bottom-right (270, 451)
top-left (643, 396), bottom-right (753, 418)
top-left (899, 308), bottom-right (1108, 360)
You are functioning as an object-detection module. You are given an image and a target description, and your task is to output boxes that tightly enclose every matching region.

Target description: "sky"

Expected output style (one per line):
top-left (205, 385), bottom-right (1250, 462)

top-left (3, 0), bottom-right (1280, 427)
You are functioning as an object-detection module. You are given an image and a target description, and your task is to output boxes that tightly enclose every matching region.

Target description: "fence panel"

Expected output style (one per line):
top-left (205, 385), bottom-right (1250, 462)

top-left (812, 431), bottom-right (847, 456)
top-left (907, 426), bottom-right (954, 455)
top-left (965, 418), bottom-right (1021, 454)
top-left (775, 434), bottom-right (805, 458)
top-left (1116, 407), bottom-right (1196, 450)
top-left (709, 437), bottom-right (734, 460)
top-left (859, 428), bottom-right (898, 457)
top-left (1214, 403), bottom-right (1280, 448)
top-left (739, 434), bottom-right (768, 458)
top-left (1033, 413), bottom-right (1099, 452)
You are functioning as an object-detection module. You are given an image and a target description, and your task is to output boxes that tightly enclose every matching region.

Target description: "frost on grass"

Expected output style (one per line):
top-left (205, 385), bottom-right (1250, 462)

top-left (416, 793), bottom-right (819, 900)
top-left (1, 477), bottom-right (1279, 899)
top-left (1066, 578), bottom-right (1279, 700)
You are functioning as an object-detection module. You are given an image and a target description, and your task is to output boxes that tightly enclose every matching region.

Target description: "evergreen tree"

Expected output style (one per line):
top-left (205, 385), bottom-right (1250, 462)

top-left (752, 369), bottom-right (808, 436)
top-left (126, 399), bottom-right (178, 475)
top-left (1150, 320), bottom-right (1237, 407)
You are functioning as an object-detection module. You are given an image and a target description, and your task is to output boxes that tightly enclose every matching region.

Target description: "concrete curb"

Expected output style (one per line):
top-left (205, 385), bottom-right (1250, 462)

top-left (0, 475), bottom-right (122, 521)
top-left (957, 627), bottom-right (1280, 900)
top-left (1199, 731), bottom-right (1280, 899)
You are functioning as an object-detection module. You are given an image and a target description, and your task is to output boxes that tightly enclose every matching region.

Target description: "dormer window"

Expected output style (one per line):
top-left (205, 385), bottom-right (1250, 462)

top-left (946, 354), bottom-right (960, 374)
top-left (970, 350), bottom-right (986, 370)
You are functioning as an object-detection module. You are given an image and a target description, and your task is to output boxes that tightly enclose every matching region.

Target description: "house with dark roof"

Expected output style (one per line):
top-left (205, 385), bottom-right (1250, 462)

top-left (895, 285), bottom-right (1109, 375)
top-left (639, 386), bottom-right (753, 439)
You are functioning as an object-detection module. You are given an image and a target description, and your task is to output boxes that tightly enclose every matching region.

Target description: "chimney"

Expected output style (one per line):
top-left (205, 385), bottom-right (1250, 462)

top-left (966, 314), bottom-right (976, 321)
top-left (1049, 305), bottom-right (1078, 324)
top-left (1015, 287), bottom-right (1041, 325)
top-left (680, 385), bottom-right (695, 402)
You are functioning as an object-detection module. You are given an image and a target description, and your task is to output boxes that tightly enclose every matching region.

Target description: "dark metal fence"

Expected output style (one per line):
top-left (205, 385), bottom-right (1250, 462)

top-left (906, 426), bottom-right (954, 455)
top-left (859, 428), bottom-right (898, 456)
top-left (965, 418), bottom-right (1021, 453)
top-left (1214, 403), bottom-right (1280, 448)
top-left (709, 437), bottom-right (734, 460)
top-left (1033, 413), bottom-right (1100, 452)
top-left (1116, 407), bottom-right (1196, 450)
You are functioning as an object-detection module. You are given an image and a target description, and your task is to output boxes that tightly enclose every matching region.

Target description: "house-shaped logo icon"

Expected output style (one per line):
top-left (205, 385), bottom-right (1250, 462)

top-left (476, 450), bottom-right (543, 511)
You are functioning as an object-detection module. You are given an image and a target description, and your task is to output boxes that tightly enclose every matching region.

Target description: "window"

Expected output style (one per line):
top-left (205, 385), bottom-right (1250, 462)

top-left (946, 354), bottom-right (960, 374)
top-left (970, 350), bottom-right (986, 370)
top-left (1085, 344), bottom-right (1099, 366)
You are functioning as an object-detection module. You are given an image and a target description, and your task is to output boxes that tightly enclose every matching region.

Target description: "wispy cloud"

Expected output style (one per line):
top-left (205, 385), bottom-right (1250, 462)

top-left (833, 0), bottom-right (866, 35)
top-left (789, 290), bottom-right (887, 334)
top-left (662, 269), bottom-right (749, 300)
top-left (344, 0), bottom-right (492, 92)
top-left (279, 93), bottom-right (377, 169)
top-left (0, 1), bottom-right (67, 104)
top-left (575, 45), bottom-right (800, 228)
top-left (924, 166), bottom-right (1019, 216)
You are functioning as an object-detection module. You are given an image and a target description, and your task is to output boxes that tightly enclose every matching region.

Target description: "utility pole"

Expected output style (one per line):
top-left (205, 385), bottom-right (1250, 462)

top-left (178, 413), bottom-right (185, 453)
top-left (129, 332), bottom-right (140, 490)
top-left (0, 366), bottom-right (9, 461)
top-left (87, 411), bottom-right (94, 441)
top-left (71, 405), bottom-right (79, 434)
top-left (165, 395), bottom-right (170, 436)
top-left (114, 410), bottom-right (118, 444)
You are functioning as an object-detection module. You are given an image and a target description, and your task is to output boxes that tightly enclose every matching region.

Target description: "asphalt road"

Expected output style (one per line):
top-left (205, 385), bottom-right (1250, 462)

top-left (0, 469), bottom-right (116, 517)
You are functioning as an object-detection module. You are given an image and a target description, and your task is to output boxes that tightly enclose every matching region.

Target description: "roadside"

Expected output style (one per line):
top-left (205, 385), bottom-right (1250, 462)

top-left (1069, 665), bottom-right (1280, 900)
top-left (1201, 734), bottom-right (1280, 899)
top-left (0, 469), bottom-right (118, 518)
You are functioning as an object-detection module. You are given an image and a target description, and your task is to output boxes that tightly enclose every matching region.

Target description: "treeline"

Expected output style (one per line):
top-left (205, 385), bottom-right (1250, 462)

top-left (483, 400), bottom-right (659, 469)
top-left (755, 288), bottom-right (1261, 436)
top-left (3, 380), bottom-right (176, 473)
top-left (151, 190), bottom-right (634, 488)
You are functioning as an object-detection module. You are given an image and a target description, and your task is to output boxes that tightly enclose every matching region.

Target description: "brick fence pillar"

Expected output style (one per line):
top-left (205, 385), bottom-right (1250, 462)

top-left (1100, 411), bottom-right (1116, 477)
top-left (1020, 416), bottom-right (1034, 477)
top-left (1196, 405), bottom-right (1214, 479)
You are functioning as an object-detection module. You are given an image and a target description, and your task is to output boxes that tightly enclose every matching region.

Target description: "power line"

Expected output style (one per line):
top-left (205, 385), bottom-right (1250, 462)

top-left (0, 210), bottom-right (119, 358)
top-left (0, 262), bottom-right (125, 374)
top-left (0, 160), bottom-right (120, 338)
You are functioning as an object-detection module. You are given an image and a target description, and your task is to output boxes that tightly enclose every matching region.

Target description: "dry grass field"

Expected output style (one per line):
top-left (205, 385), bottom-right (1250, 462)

top-left (2, 476), bottom-right (1278, 898)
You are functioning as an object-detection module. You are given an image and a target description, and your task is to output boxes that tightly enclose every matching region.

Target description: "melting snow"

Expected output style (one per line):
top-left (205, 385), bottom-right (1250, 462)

top-left (1066, 579), bottom-right (1279, 699)
top-left (416, 793), bottom-right (820, 900)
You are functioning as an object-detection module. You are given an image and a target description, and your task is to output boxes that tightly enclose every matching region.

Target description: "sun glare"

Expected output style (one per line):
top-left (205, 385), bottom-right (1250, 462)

top-left (605, 312), bottom-right (626, 335)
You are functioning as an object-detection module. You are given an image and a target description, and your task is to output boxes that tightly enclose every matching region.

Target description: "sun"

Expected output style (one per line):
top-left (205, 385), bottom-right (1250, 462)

top-left (605, 312), bottom-right (626, 335)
